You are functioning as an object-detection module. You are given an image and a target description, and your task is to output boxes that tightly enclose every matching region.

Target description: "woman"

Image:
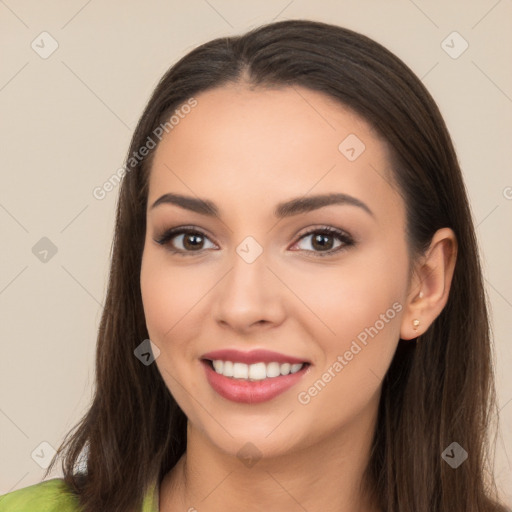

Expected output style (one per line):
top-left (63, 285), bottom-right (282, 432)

top-left (0, 19), bottom-right (509, 512)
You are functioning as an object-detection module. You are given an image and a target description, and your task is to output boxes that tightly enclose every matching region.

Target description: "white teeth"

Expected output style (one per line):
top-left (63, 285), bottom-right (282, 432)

top-left (280, 363), bottom-right (291, 375)
top-left (266, 362), bottom-right (281, 378)
top-left (223, 360), bottom-right (234, 377)
top-left (210, 360), bottom-right (306, 380)
top-left (290, 363), bottom-right (303, 373)
top-left (233, 362), bottom-right (248, 379)
top-left (248, 362), bottom-right (267, 381)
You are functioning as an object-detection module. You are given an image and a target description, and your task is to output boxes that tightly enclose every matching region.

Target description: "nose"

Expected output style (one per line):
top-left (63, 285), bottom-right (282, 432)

top-left (212, 246), bottom-right (286, 333)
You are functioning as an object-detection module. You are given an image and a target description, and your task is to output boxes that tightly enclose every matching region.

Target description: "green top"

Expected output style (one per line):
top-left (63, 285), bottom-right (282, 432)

top-left (0, 478), bottom-right (159, 511)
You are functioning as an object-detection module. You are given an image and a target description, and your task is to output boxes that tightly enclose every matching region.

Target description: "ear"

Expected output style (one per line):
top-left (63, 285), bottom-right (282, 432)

top-left (400, 228), bottom-right (458, 340)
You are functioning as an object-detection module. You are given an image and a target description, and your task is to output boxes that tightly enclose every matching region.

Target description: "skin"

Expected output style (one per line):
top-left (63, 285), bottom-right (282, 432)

top-left (140, 83), bottom-right (457, 512)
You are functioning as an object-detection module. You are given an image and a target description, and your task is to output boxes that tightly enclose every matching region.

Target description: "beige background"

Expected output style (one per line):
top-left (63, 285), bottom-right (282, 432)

top-left (0, 0), bottom-right (511, 504)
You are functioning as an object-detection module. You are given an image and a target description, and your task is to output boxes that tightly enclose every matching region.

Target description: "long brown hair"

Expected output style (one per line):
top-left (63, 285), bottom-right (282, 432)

top-left (45, 19), bottom-right (509, 512)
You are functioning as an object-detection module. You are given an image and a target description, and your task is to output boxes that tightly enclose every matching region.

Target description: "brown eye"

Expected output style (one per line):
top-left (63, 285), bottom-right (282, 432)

top-left (291, 227), bottom-right (354, 257)
top-left (155, 227), bottom-right (216, 256)
top-left (155, 225), bottom-right (354, 258)
top-left (180, 232), bottom-right (206, 251)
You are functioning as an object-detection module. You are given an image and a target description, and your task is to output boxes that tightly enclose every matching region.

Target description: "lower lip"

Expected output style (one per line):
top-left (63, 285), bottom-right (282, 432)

top-left (201, 360), bottom-right (310, 404)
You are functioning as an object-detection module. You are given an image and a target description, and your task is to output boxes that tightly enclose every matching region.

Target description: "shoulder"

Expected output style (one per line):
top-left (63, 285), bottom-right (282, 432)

top-left (0, 478), bottom-right (81, 512)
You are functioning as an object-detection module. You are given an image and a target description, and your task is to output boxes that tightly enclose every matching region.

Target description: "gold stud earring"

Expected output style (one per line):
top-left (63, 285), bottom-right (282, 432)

top-left (412, 319), bottom-right (420, 331)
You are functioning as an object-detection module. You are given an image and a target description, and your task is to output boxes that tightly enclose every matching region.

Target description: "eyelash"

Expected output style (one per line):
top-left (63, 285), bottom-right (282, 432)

top-left (154, 225), bottom-right (355, 258)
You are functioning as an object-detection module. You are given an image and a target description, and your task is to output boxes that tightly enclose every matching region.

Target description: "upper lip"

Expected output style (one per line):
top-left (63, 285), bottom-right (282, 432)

top-left (201, 349), bottom-right (310, 365)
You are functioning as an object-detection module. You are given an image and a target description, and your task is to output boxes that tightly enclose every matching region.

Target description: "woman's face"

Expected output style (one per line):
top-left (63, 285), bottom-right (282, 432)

top-left (140, 83), bottom-right (413, 459)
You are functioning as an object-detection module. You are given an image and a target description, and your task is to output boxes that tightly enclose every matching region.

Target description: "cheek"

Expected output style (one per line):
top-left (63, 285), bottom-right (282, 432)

top-left (140, 258), bottom-right (173, 341)
top-left (292, 273), bottom-right (404, 428)
top-left (288, 243), bottom-right (408, 394)
top-left (140, 249), bottom-right (204, 342)
top-left (140, 249), bottom-right (207, 405)
top-left (290, 254), bottom-right (405, 339)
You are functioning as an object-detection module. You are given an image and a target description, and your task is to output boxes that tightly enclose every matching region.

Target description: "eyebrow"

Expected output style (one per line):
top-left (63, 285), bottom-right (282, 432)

top-left (150, 192), bottom-right (374, 218)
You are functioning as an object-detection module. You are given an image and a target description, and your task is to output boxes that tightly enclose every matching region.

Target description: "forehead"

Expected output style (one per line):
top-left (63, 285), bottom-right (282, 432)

top-left (147, 83), bottom-right (402, 223)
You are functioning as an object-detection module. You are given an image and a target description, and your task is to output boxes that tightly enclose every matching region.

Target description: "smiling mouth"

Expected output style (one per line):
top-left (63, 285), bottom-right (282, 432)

top-left (202, 359), bottom-right (311, 381)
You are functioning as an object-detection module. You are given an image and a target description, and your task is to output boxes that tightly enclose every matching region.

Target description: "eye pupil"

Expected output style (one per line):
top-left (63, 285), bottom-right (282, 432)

top-left (184, 233), bottom-right (203, 250)
top-left (312, 233), bottom-right (334, 251)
